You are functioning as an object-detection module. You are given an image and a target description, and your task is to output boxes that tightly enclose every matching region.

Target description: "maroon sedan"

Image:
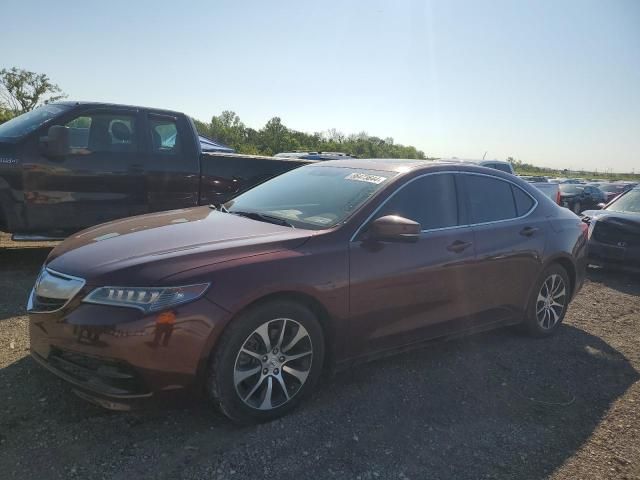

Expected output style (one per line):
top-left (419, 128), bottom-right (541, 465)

top-left (28, 159), bottom-right (587, 423)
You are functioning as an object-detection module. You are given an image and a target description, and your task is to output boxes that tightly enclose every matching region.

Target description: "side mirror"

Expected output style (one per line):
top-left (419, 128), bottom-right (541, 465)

top-left (43, 125), bottom-right (70, 157)
top-left (366, 215), bottom-right (421, 243)
top-left (596, 203), bottom-right (607, 210)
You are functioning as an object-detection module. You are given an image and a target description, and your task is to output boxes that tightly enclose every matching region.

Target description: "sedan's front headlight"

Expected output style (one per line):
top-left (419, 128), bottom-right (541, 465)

top-left (83, 283), bottom-right (210, 313)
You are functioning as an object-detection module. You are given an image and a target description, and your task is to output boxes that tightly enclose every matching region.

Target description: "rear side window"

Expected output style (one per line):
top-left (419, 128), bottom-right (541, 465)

top-left (377, 173), bottom-right (458, 230)
top-left (512, 185), bottom-right (535, 216)
top-left (149, 117), bottom-right (182, 154)
top-left (463, 175), bottom-right (517, 223)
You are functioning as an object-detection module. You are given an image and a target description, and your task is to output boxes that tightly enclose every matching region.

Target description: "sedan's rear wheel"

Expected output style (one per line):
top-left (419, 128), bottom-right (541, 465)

top-left (208, 301), bottom-right (324, 423)
top-left (523, 264), bottom-right (570, 336)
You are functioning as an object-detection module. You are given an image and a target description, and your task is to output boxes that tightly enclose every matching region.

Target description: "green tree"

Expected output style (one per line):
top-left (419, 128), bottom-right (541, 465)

top-left (0, 67), bottom-right (66, 114)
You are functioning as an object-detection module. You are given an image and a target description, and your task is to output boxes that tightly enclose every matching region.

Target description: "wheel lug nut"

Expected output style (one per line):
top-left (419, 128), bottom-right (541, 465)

top-left (279, 356), bottom-right (285, 362)
top-left (273, 348), bottom-right (279, 354)
top-left (263, 368), bottom-right (268, 375)
top-left (262, 356), bottom-right (268, 362)
top-left (273, 368), bottom-right (279, 375)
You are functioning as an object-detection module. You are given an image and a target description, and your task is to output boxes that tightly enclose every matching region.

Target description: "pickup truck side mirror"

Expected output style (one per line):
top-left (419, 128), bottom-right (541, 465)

top-left (366, 215), bottom-right (421, 243)
top-left (42, 125), bottom-right (70, 157)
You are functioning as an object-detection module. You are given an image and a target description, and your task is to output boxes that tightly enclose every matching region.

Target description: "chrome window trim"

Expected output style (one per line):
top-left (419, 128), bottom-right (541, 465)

top-left (27, 268), bottom-right (86, 314)
top-left (350, 170), bottom-right (539, 242)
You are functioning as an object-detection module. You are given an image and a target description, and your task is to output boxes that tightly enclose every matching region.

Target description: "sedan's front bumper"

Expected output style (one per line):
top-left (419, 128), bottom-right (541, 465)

top-left (29, 294), bottom-right (230, 408)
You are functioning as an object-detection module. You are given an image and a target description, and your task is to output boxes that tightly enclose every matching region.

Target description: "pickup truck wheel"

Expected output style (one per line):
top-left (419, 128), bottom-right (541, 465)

top-left (207, 300), bottom-right (324, 424)
top-left (523, 264), bottom-right (570, 337)
top-left (572, 201), bottom-right (582, 214)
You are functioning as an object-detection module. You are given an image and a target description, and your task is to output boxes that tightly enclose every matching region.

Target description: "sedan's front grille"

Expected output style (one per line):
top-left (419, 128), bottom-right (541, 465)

top-left (28, 268), bottom-right (85, 313)
top-left (593, 218), bottom-right (640, 247)
top-left (32, 294), bottom-right (67, 312)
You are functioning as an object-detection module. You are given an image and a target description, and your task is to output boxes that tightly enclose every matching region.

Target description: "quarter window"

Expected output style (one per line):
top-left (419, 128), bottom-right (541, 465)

top-left (463, 175), bottom-right (518, 223)
top-left (377, 173), bottom-right (458, 230)
top-left (512, 185), bottom-right (535, 216)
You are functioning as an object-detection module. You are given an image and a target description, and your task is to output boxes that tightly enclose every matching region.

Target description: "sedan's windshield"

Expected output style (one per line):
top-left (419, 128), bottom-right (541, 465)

top-left (225, 166), bottom-right (396, 230)
top-left (606, 189), bottom-right (640, 214)
top-left (0, 104), bottom-right (71, 139)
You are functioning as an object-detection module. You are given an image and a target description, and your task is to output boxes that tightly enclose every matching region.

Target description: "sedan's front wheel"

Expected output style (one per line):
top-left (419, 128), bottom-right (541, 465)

top-left (207, 300), bottom-right (325, 424)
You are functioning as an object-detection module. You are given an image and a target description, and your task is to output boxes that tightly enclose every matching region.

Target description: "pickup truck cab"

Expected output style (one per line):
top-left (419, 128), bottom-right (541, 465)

top-left (0, 102), bottom-right (312, 239)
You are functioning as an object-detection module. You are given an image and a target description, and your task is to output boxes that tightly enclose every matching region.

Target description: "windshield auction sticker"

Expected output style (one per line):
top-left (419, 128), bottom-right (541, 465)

top-left (345, 173), bottom-right (387, 184)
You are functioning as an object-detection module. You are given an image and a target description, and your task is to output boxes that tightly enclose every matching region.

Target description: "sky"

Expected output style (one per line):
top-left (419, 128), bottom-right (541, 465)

top-left (1, 0), bottom-right (639, 172)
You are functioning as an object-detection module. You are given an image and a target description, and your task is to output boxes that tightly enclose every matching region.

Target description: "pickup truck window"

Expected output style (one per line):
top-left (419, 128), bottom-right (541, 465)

top-left (149, 117), bottom-right (181, 154)
top-left (0, 103), bottom-right (72, 139)
top-left (65, 112), bottom-right (137, 153)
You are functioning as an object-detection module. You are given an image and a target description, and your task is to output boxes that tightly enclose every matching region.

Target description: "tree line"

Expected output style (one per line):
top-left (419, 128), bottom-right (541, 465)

top-left (193, 110), bottom-right (427, 159)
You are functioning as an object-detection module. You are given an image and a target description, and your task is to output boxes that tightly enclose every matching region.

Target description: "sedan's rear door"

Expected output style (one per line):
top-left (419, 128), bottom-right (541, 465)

top-left (458, 173), bottom-right (547, 324)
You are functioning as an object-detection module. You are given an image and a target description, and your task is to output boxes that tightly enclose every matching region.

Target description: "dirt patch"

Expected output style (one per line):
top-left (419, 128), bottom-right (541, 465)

top-left (1, 235), bottom-right (639, 479)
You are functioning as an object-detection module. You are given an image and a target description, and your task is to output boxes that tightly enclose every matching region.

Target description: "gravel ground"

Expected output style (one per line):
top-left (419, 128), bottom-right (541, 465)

top-left (1, 232), bottom-right (639, 480)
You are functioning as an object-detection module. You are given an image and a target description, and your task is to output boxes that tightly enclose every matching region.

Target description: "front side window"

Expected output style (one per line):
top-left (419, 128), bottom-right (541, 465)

top-left (226, 166), bottom-right (396, 230)
top-left (463, 174), bottom-right (518, 223)
top-left (64, 112), bottom-right (137, 153)
top-left (376, 173), bottom-right (458, 230)
top-left (149, 117), bottom-right (181, 154)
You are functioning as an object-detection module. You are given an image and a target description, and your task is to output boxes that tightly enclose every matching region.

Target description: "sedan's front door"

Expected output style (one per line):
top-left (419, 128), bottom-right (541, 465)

top-left (348, 173), bottom-right (476, 358)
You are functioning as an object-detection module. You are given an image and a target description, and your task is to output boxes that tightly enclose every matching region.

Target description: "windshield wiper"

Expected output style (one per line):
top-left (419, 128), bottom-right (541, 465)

top-left (209, 203), bottom-right (230, 213)
top-left (231, 210), bottom-right (295, 228)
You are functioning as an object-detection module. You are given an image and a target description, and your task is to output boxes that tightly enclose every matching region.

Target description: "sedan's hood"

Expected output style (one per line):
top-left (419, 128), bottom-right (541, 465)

top-left (47, 207), bottom-right (315, 285)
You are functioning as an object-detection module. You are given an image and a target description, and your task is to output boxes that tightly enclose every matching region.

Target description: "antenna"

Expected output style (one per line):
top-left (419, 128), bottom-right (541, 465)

top-left (482, 151), bottom-right (488, 160)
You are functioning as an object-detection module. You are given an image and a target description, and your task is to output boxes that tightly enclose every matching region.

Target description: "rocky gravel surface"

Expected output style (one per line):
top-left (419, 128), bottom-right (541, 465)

top-left (1, 233), bottom-right (639, 479)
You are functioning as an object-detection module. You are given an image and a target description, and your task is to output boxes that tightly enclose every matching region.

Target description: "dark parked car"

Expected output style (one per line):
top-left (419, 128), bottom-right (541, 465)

top-left (0, 102), bottom-right (312, 240)
top-left (582, 186), bottom-right (640, 272)
top-left (559, 184), bottom-right (606, 214)
top-left (590, 182), bottom-right (636, 203)
top-left (28, 160), bottom-right (587, 423)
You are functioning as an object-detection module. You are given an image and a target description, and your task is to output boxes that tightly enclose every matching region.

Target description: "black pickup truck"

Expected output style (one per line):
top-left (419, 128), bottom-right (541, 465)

top-left (0, 102), bottom-right (313, 239)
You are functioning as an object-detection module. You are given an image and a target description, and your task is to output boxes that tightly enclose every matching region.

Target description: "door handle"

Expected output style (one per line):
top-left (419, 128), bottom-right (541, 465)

top-left (447, 240), bottom-right (473, 253)
top-left (520, 226), bottom-right (539, 237)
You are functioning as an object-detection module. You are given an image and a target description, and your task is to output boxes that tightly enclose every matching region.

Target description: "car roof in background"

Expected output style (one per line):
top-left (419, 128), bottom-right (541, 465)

top-left (312, 158), bottom-right (522, 176)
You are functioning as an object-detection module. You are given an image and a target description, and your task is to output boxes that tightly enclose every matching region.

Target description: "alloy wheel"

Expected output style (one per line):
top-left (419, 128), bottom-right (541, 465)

top-left (536, 274), bottom-right (566, 330)
top-left (233, 318), bottom-right (313, 410)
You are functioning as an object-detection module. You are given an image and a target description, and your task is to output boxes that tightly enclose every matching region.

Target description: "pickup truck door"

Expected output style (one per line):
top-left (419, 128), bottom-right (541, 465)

top-left (143, 114), bottom-right (200, 213)
top-left (23, 108), bottom-right (147, 234)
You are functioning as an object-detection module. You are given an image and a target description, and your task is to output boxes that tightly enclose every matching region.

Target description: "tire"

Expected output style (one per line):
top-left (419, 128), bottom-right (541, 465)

top-left (572, 201), bottom-right (582, 214)
top-left (523, 264), bottom-right (571, 337)
top-left (207, 300), bottom-right (325, 424)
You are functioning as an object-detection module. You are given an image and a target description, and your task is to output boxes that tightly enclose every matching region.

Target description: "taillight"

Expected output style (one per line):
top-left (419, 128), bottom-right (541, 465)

top-left (579, 221), bottom-right (589, 240)
top-left (555, 190), bottom-right (561, 205)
